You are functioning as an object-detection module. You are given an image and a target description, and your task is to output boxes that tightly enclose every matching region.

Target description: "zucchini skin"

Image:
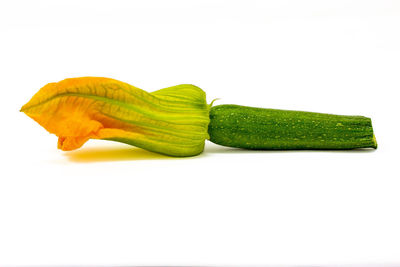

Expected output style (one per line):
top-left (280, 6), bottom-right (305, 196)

top-left (208, 105), bottom-right (377, 150)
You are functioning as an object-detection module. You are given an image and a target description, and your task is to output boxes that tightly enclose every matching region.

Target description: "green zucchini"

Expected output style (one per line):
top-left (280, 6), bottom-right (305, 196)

top-left (208, 104), bottom-right (377, 150)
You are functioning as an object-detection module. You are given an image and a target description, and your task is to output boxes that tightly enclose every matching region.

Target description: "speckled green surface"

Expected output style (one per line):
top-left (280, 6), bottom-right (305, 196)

top-left (208, 105), bottom-right (377, 150)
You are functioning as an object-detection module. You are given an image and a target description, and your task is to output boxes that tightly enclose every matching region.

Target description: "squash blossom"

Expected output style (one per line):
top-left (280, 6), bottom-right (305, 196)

top-left (20, 77), bottom-right (210, 156)
top-left (21, 77), bottom-right (377, 157)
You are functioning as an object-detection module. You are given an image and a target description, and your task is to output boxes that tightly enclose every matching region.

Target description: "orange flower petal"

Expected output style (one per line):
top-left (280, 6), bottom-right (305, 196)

top-left (21, 77), bottom-right (210, 156)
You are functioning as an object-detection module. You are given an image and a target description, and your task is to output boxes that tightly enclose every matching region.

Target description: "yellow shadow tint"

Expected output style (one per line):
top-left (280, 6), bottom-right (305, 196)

top-left (65, 146), bottom-right (172, 163)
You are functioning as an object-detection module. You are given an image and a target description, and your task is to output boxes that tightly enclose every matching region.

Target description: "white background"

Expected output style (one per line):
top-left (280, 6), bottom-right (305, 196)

top-left (1, 0), bottom-right (399, 265)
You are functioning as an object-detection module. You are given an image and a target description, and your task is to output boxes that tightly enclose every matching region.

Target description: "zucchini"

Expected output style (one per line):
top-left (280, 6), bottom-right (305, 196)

top-left (208, 105), bottom-right (377, 150)
top-left (21, 77), bottom-right (378, 155)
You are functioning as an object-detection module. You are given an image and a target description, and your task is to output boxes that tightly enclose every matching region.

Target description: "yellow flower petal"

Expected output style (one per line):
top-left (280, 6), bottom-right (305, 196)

top-left (21, 77), bottom-right (210, 156)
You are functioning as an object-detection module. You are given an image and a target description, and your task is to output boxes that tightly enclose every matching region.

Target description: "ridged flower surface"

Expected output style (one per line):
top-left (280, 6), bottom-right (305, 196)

top-left (21, 77), bottom-right (210, 156)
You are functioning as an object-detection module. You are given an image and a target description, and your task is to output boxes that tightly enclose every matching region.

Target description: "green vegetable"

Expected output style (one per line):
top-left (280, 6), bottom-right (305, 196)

top-left (21, 77), bottom-right (377, 156)
top-left (208, 105), bottom-right (377, 150)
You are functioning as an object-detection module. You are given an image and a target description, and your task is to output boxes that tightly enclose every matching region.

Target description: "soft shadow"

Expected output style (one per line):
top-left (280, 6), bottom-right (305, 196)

top-left (65, 146), bottom-right (172, 163)
top-left (65, 144), bottom-right (376, 163)
top-left (205, 144), bottom-right (377, 154)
